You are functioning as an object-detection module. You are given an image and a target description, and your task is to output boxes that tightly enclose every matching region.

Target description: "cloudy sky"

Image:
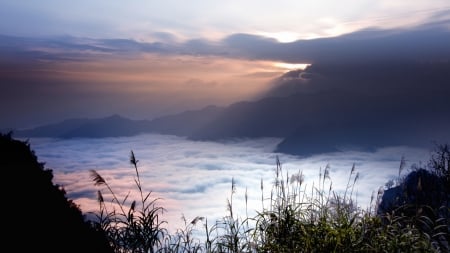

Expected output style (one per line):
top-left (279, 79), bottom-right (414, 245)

top-left (1, 0), bottom-right (448, 40)
top-left (1, 1), bottom-right (450, 129)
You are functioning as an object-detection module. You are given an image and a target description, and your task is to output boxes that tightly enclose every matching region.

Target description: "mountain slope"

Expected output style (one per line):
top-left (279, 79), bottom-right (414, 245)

top-left (188, 62), bottom-right (450, 155)
top-left (15, 106), bottom-right (225, 139)
top-left (15, 114), bottom-right (149, 138)
top-left (0, 132), bottom-right (113, 252)
top-left (5, 22), bottom-right (450, 156)
top-left (14, 62), bottom-right (450, 156)
top-left (147, 105), bottom-right (224, 136)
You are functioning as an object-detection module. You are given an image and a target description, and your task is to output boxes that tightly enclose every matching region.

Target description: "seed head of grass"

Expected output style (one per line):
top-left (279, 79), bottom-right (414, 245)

top-left (90, 169), bottom-right (106, 186)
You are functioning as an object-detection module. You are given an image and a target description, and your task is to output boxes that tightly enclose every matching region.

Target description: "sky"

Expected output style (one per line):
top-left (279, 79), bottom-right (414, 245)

top-left (1, 0), bottom-right (448, 41)
top-left (1, 0), bottom-right (450, 129)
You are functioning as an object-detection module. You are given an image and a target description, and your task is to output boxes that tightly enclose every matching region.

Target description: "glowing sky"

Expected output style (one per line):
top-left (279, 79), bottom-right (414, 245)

top-left (1, 1), bottom-right (450, 129)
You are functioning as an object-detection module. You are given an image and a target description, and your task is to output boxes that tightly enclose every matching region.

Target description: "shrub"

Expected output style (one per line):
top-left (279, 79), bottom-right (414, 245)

top-left (377, 143), bottom-right (450, 252)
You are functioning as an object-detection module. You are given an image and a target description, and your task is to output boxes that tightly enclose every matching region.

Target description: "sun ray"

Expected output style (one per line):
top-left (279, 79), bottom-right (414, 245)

top-left (273, 62), bottom-right (311, 71)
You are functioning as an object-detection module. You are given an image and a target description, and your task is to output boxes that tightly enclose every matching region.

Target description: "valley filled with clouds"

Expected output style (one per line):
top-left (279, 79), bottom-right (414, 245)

top-left (25, 133), bottom-right (431, 234)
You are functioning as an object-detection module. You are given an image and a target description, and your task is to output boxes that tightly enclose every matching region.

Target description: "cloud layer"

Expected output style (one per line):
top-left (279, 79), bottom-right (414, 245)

top-left (1, 1), bottom-right (449, 41)
top-left (25, 134), bottom-right (431, 234)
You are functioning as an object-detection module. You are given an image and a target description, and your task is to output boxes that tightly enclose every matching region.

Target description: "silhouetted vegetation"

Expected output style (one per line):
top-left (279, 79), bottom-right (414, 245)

top-left (89, 151), bottom-right (167, 253)
top-left (90, 146), bottom-right (449, 252)
top-left (378, 143), bottom-right (450, 251)
top-left (2, 132), bottom-right (448, 252)
top-left (0, 132), bottom-right (113, 253)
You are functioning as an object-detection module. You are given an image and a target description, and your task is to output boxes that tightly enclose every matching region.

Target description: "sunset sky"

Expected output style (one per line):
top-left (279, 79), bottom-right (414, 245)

top-left (2, 0), bottom-right (450, 239)
top-left (1, 0), bottom-right (450, 129)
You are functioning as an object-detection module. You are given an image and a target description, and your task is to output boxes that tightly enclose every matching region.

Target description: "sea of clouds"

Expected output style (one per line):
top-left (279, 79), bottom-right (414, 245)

top-left (26, 133), bottom-right (432, 234)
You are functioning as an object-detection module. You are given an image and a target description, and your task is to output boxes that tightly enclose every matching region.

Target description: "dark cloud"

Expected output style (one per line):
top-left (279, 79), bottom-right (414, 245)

top-left (2, 19), bottom-right (449, 64)
top-left (218, 24), bottom-right (450, 64)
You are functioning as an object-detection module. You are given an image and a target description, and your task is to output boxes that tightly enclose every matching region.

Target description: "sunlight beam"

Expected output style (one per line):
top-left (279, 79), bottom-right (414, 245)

top-left (273, 62), bottom-right (311, 71)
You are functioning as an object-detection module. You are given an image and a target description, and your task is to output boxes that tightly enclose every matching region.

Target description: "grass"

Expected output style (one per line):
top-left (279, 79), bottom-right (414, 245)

top-left (89, 151), bottom-right (167, 253)
top-left (88, 149), bottom-right (449, 252)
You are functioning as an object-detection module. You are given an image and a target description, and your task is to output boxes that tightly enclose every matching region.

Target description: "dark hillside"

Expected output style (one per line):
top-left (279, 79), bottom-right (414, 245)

top-left (0, 132), bottom-right (113, 253)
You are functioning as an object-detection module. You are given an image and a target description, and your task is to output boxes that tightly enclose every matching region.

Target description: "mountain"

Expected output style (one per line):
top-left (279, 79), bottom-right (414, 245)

top-left (15, 117), bottom-right (94, 137)
top-left (15, 107), bottom-right (225, 139)
top-left (146, 105), bottom-right (224, 136)
top-left (15, 114), bottom-right (149, 138)
top-left (15, 62), bottom-right (450, 156)
top-left (15, 60), bottom-right (450, 157)
top-left (14, 24), bottom-right (450, 156)
top-left (271, 63), bottom-right (450, 155)
top-left (183, 23), bottom-right (450, 155)
top-left (60, 114), bottom-right (150, 138)
top-left (188, 62), bottom-right (450, 156)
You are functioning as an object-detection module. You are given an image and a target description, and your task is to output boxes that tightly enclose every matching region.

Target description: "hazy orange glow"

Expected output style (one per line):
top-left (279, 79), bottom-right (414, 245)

top-left (34, 54), bottom-right (291, 107)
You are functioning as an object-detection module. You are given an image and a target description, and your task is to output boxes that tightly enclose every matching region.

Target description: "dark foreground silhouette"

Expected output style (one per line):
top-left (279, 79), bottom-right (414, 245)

top-left (1, 131), bottom-right (448, 252)
top-left (0, 132), bottom-right (113, 253)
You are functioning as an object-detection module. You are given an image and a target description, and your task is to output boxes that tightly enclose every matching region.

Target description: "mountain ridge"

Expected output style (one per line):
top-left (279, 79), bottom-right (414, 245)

top-left (14, 106), bottom-right (226, 139)
top-left (12, 25), bottom-right (450, 157)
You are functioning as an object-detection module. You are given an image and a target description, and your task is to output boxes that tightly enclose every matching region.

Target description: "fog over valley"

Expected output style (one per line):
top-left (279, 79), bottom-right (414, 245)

top-left (24, 134), bottom-right (431, 234)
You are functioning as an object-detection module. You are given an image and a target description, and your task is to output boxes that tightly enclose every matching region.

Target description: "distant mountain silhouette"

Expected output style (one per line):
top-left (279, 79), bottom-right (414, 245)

top-left (16, 63), bottom-right (450, 156)
top-left (16, 106), bottom-right (225, 139)
top-left (5, 21), bottom-right (450, 156)
top-left (16, 117), bottom-right (94, 137)
top-left (146, 105), bottom-right (224, 136)
top-left (16, 114), bottom-right (148, 138)
top-left (189, 62), bottom-right (450, 156)
top-left (15, 62), bottom-right (450, 157)
top-left (60, 114), bottom-right (150, 138)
